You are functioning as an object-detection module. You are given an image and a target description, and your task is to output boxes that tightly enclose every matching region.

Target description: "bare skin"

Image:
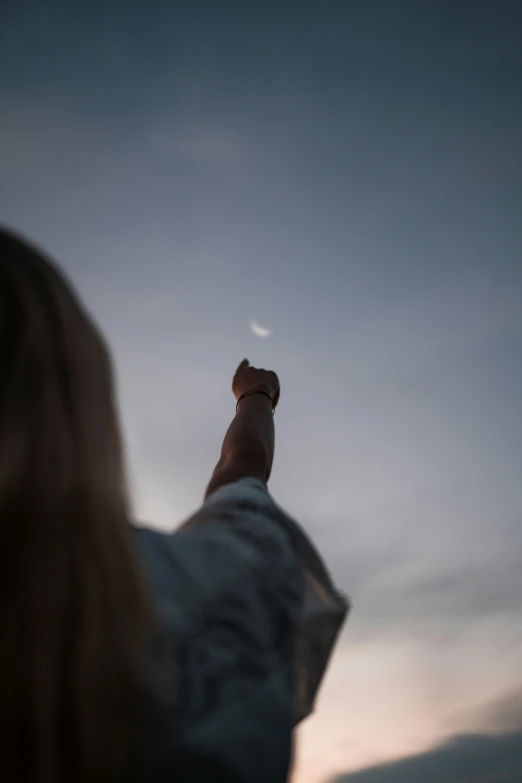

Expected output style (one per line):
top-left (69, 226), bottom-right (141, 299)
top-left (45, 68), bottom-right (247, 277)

top-left (205, 359), bottom-right (280, 499)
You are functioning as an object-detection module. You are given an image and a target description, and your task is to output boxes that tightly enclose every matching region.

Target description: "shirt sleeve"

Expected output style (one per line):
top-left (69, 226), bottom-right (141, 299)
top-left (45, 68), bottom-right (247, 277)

top-left (179, 478), bottom-right (350, 726)
top-left (136, 479), bottom-right (349, 781)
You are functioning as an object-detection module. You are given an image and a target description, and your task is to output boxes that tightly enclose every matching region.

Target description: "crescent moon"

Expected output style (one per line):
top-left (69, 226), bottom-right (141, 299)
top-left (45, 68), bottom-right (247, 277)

top-left (250, 319), bottom-right (273, 338)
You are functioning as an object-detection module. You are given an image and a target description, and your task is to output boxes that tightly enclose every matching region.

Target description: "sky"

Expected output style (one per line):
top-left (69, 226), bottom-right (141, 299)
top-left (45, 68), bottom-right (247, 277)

top-left (1, 1), bottom-right (522, 781)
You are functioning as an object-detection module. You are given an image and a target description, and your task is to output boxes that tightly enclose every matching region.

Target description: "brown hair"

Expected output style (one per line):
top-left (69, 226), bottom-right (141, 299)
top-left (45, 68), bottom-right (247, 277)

top-left (0, 228), bottom-right (151, 783)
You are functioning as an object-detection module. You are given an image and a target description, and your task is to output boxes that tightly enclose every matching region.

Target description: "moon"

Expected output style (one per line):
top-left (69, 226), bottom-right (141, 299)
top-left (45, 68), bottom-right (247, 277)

top-left (250, 319), bottom-right (273, 338)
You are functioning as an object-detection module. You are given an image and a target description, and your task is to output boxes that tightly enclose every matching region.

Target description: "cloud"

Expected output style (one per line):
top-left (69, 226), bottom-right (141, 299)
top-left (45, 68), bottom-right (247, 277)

top-left (143, 120), bottom-right (251, 169)
top-left (306, 485), bottom-right (522, 634)
top-left (328, 730), bottom-right (522, 783)
top-left (472, 689), bottom-right (522, 735)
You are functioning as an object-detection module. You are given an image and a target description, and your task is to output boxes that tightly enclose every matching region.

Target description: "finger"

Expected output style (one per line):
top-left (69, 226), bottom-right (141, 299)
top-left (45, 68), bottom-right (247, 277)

top-left (237, 358), bottom-right (250, 372)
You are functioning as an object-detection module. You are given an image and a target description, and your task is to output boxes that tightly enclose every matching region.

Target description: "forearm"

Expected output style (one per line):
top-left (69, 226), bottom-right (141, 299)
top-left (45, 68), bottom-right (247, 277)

top-left (205, 394), bottom-right (275, 499)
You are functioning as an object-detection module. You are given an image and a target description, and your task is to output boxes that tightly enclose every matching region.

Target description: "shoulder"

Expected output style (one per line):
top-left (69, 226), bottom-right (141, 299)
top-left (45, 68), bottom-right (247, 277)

top-left (133, 479), bottom-right (303, 617)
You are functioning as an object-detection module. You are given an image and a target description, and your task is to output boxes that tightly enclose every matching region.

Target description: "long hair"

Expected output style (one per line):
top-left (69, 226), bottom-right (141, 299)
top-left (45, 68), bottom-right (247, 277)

top-left (0, 228), bottom-right (151, 783)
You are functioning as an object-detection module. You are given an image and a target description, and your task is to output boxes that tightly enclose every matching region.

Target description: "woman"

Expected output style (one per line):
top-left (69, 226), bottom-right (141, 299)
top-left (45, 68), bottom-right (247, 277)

top-left (0, 227), bottom-right (348, 783)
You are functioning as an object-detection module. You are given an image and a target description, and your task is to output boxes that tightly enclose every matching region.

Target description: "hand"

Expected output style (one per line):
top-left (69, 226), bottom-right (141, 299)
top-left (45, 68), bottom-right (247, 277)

top-left (232, 359), bottom-right (280, 409)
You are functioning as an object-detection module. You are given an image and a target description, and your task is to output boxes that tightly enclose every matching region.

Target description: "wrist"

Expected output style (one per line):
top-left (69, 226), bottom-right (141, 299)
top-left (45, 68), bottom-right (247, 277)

top-left (236, 388), bottom-right (275, 413)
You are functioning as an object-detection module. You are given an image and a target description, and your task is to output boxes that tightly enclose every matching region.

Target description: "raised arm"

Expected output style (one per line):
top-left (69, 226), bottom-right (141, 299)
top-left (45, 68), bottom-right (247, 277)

top-left (204, 359), bottom-right (280, 499)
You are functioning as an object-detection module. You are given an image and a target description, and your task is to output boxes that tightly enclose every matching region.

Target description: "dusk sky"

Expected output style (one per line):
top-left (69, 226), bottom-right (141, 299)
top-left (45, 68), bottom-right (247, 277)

top-left (1, 2), bottom-right (521, 781)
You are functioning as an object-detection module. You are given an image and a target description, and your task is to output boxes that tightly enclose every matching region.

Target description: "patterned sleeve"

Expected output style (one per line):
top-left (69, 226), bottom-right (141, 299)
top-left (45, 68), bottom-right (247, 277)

top-left (135, 478), bottom-right (349, 780)
top-left (179, 478), bottom-right (350, 726)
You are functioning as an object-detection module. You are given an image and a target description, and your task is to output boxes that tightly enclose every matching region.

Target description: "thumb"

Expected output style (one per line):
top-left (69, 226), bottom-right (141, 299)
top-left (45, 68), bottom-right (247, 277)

top-left (237, 358), bottom-right (250, 372)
